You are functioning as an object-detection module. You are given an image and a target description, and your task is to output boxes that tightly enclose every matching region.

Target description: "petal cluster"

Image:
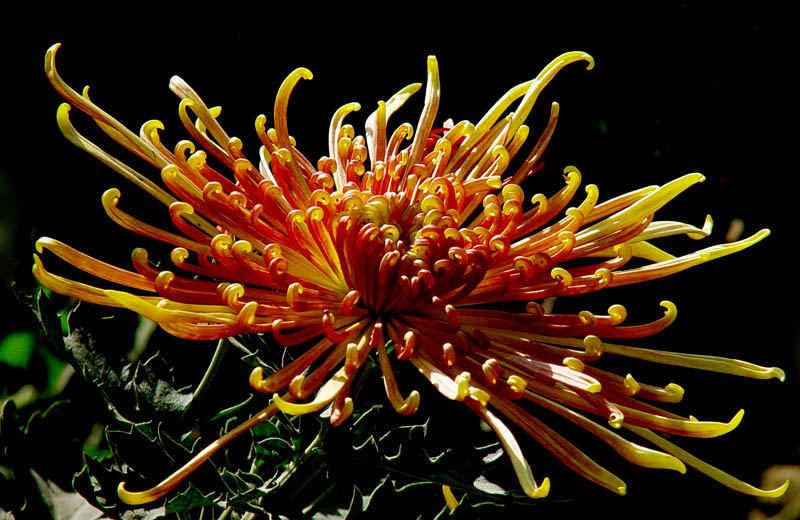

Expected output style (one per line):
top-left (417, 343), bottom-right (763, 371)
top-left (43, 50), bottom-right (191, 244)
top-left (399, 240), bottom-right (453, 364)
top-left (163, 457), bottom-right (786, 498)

top-left (34, 44), bottom-right (786, 504)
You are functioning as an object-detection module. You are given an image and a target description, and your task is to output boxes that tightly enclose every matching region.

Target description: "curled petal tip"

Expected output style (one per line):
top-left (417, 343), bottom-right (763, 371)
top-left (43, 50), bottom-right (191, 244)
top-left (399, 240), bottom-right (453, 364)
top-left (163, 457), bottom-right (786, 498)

top-left (665, 383), bottom-right (685, 401)
top-left (688, 408), bottom-right (746, 437)
top-left (274, 368), bottom-right (348, 415)
top-left (626, 442), bottom-right (687, 473)
top-left (530, 477), bottom-right (550, 498)
top-left (442, 484), bottom-right (458, 511)
top-left (653, 452), bottom-right (687, 474)
top-left (118, 481), bottom-right (165, 505)
top-left (455, 372), bottom-right (471, 401)
top-left (773, 367), bottom-right (786, 382)
top-left (659, 300), bottom-right (677, 317)
top-left (294, 67), bottom-right (313, 81)
top-left (399, 390), bottom-right (421, 415)
top-left (585, 382), bottom-right (602, 393)
top-left (556, 51), bottom-right (594, 71)
top-left (330, 397), bottom-right (353, 426)
top-left (689, 214), bottom-right (714, 239)
top-left (765, 479), bottom-right (791, 498)
top-left (44, 43), bottom-right (61, 72)
top-left (249, 367), bottom-right (268, 392)
top-left (729, 409), bottom-right (745, 430)
top-left (55, 101), bottom-right (72, 125)
top-left (34, 237), bottom-right (51, 254)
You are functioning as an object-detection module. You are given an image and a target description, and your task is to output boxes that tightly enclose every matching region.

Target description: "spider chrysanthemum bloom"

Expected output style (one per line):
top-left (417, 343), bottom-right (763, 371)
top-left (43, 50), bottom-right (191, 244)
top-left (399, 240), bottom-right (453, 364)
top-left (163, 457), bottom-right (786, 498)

top-left (34, 43), bottom-right (787, 504)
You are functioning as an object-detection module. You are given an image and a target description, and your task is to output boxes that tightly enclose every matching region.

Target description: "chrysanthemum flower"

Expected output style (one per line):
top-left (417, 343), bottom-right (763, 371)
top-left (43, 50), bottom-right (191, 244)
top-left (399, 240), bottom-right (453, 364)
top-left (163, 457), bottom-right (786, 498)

top-left (34, 43), bottom-right (787, 505)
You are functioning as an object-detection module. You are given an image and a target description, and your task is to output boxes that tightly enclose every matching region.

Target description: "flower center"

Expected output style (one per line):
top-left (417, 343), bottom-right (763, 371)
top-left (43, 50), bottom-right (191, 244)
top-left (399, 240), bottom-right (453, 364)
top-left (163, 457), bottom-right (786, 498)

top-left (334, 185), bottom-right (490, 324)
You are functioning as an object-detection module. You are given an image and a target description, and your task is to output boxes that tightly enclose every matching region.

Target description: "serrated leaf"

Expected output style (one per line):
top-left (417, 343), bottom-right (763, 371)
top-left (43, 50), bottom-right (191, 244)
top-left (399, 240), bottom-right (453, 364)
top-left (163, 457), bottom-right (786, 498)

top-left (33, 290), bottom-right (67, 355)
top-left (257, 436), bottom-right (294, 451)
top-left (207, 394), bottom-right (254, 423)
top-left (219, 469), bottom-right (267, 506)
top-left (62, 312), bottom-right (192, 426)
top-left (228, 336), bottom-right (272, 369)
top-left (322, 384), bottom-right (520, 513)
top-left (156, 423), bottom-right (196, 461)
top-left (164, 484), bottom-right (216, 514)
top-left (123, 352), bottom-right (192, 415)
top-left (72, 453), bottom-right (166, 519)
top-left (341, 476), bottom-right (439, 520)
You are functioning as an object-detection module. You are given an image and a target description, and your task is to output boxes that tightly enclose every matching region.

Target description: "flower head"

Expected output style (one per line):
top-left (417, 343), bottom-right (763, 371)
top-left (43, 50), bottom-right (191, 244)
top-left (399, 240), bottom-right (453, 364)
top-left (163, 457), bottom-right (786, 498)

top-left (34, 43), bottom-right (787, 504)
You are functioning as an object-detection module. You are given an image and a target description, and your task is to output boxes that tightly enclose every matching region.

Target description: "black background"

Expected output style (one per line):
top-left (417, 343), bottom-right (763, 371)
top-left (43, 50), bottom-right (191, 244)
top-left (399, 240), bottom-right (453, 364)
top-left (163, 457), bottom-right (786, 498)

top-left (2, 5), bottom-right (797, 518)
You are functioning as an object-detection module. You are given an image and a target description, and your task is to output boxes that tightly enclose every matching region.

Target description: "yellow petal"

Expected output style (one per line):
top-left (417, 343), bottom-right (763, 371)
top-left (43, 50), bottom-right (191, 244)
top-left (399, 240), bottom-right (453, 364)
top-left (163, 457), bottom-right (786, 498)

top-left (271, 366), bottom-right (349, 415)
top-left (627, 425), bottom-right (790, 497)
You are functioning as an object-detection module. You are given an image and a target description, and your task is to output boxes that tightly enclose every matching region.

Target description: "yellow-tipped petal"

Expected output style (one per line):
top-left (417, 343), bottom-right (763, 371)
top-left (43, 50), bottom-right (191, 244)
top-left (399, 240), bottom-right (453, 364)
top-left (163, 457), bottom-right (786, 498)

top-left (621, 407), bottom-right (744, 438)
top-left (455, 372), bottom-right (471, 401)
top-left (623, 374), bottom-right (641, 396)
top-left (365, 82), bottom-right (422, 164)
top-left (329, 102), bottom-right (362, 190)
top-left (665, 383), bottom-right (685, 401)
top-left (410, 356), bottom-right (464, 402)
top-left (475, 405), bottom-right (549, 499)
top-left (468, 387), bottom-right (491, 407)
top-left (330, 396), bottom-right (353, 426)
top-left (521, 390), bottom-right (686, 475)
top-left (577, 173), bottom-right (706, 244)
top-left (104, 290), bottom-right (235, 325)
top-left (629, 215), bottom-right (714, 245)
top-left (407, 56), bottom-right (441, 168)
top-left (271, 366), bottom-right (349, 416)
top-left (442, 484), bottom-right (459, 511)
top-left (376, 328), bottom-right (421, 415)
top-left (249, 367), bottom-right (268, 393)
top-left (36, 237), bottom-right (155, 291)
top-left (624, 445), bottom-right (687, 474)
top-left (607, 229), bottom-right (772, 289)
top-left (604, 339), bottom-right (785, 380)
top-left (628, 425), bottom-right (790, 497)
top-left (102, 188), bottom-right (209, 252)
top-left (33, 254), bottom-right (130, 307)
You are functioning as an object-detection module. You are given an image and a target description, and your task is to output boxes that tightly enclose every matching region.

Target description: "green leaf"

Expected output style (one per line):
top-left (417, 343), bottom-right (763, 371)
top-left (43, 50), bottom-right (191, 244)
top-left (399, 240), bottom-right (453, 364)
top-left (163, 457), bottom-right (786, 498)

top-left (72, 454), bottom-right (166, 518)
top-left (207, 394), bottom-right (254, 423)
top-left (219, 469), bottom-right (267, 506)
top-left (164, 484), bottom-right (216, 514)
top-left (33, 290), bottom-right (67, 355)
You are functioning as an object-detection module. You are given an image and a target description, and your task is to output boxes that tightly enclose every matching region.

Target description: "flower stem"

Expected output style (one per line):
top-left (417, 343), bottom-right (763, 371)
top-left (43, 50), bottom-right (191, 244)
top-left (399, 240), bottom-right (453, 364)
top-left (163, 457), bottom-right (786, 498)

top-left (183, 338), bottom-right (228, 418)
